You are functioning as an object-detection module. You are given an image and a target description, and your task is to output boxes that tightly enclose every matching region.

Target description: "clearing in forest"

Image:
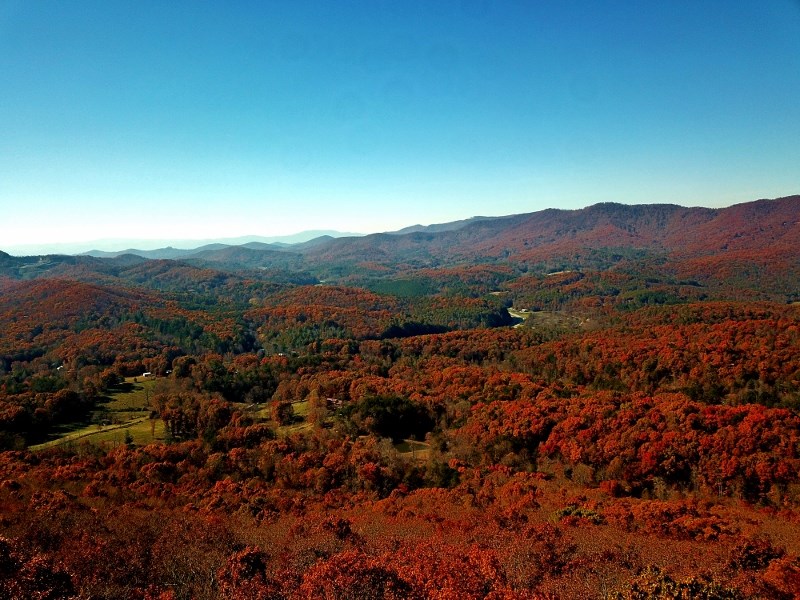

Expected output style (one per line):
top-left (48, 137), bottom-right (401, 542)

top-left (30, 377), bottom-right (166, 450)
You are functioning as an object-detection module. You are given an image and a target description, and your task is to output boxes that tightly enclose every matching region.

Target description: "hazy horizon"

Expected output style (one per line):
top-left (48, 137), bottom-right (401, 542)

top-left (2, 2), bottom-right (799, 248)
top-left (5, 192), bottom-right (798, 257)
top-left (1, 229), bottom-right (365, 257)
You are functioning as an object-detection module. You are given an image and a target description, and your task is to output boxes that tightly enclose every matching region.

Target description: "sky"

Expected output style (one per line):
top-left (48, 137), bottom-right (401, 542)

top-left (1, 1), bottom-right (799, 252)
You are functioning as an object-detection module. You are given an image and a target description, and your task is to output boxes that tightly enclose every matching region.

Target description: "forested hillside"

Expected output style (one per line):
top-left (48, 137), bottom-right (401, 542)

top-left (1, 197), bottom-right (799, 598)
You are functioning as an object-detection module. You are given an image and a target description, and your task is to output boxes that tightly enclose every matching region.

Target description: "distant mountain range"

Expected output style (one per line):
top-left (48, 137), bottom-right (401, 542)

top-left (1, 195), bottom-right (798, 301)
top-left (303, 195), bottom-right (800, 267)
top-left (388, 216), bottom-right (502, 235)
top-left (4, 230), bottom-right (362, 257)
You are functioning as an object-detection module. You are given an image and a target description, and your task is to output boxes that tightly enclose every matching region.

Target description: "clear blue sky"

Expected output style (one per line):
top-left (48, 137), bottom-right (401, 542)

top-left (1, 1), bottom-right (799, 250)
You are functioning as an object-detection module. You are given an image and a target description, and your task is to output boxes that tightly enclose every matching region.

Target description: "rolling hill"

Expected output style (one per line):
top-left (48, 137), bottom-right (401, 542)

top-left (304, 196), bottom-right (799, 266)
top-left (2, 195), bottom-right (798, 301)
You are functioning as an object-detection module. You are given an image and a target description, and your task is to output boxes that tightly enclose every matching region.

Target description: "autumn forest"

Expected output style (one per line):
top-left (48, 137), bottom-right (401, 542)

top-left (1, 197), bottom-right (800, 599)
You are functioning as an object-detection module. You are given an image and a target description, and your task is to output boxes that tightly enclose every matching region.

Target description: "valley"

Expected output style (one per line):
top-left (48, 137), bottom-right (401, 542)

top-left (1, 196), bottom-right (799, 598)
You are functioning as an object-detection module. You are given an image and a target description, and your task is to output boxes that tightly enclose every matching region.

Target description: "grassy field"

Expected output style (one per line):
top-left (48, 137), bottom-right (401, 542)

top-left (279, 400), bottom-right (312, 435)
top-left (31, 386), bottom-right (321, 451)
top-left (395, 439), bottom-right (431, 461)
top-left (510, 308), bottom-right (585, 332)
top-left (231, 398), bottom-right (314, 437)
top-left (31, 384), bottom-right (430, 454)
top-left (508, 307), bottom-right (531, 327)
top-left (31, 377), bottom-right (165, 451)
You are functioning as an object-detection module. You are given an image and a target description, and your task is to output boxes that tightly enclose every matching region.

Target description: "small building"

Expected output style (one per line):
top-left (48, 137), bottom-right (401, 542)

top-left (326, 397), bottom-right (344, 409)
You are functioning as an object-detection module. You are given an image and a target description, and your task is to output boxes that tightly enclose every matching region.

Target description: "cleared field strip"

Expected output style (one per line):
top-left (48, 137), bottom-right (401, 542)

top-left (30, 377), bottom-right (164, 450)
